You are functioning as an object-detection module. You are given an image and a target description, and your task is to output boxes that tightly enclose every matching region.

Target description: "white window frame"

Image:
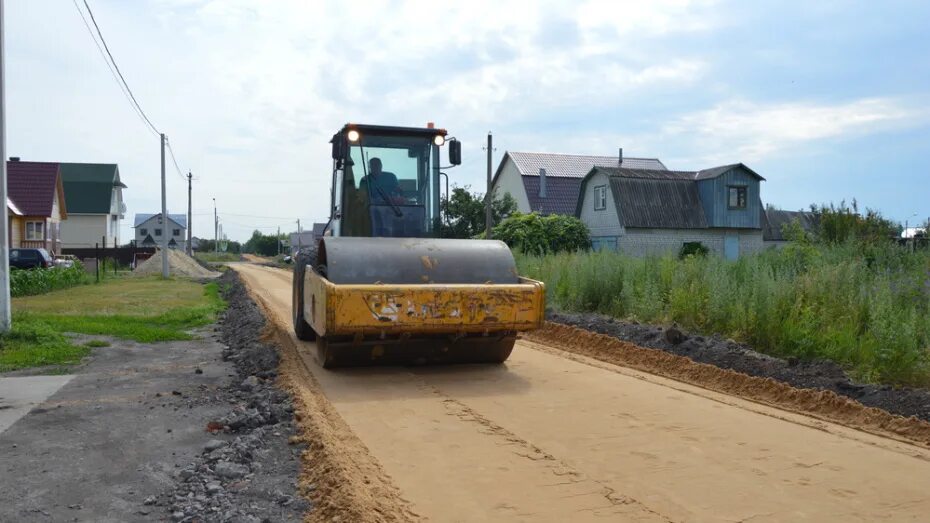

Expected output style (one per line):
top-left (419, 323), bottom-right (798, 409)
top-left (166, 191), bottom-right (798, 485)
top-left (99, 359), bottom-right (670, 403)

top-left (594, 185), bottom-right (607, 211)
top-left (25, 221), bottom-right (45, 240)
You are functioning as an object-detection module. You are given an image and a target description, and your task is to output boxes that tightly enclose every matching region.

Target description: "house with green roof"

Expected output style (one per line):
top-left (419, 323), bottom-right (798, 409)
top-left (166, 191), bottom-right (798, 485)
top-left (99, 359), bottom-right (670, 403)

top-left (59, 163), bottom-right (126, 248)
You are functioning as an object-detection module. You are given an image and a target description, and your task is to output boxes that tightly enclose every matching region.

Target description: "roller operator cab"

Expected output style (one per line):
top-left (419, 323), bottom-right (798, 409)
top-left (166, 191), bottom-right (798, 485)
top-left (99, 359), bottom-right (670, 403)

top-left (293, 123), bottom-right (545, 368)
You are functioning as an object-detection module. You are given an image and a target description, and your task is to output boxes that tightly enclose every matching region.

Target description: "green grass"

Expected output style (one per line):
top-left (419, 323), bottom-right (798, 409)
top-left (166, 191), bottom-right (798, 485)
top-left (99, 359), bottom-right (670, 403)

top-left (1, 277), bottom-right (226, 372)
top-left (0, 317), bottom-right (91, 371)
top-left (194, 251), bottom-right (241, 263)
top-left (517, 242), bottom-right (930, 387)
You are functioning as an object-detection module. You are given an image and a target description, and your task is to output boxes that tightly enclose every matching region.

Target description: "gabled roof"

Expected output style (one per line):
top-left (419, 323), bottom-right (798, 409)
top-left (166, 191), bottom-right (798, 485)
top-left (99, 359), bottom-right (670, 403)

top-left (60, 163), bottom-right (124, 214)
top-left (7, 197), bottom-right (22, 216)
top-left (762, 209), bottom-right (818, 241)
top-left (500, 151), bottom-right (667, 181)
top-left (6, 160), bottom-right (67, 217)
top-left (695, 163), bottom-right (765, 181)
top-left (522, 175), bottom-right (583, 216)
top-left (577, 166), bottom-right (708, 229)
top-left (134, 213), bottom-right (187, 229)
top-left (140, 233), bottom-right (156, 245)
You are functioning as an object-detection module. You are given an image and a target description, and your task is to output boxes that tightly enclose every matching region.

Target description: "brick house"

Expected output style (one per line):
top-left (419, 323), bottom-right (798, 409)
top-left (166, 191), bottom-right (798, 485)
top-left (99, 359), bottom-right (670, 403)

top-left (6, 159), bottom-right (68, 255)
top-left (576, 164), bottom-right (765, 259)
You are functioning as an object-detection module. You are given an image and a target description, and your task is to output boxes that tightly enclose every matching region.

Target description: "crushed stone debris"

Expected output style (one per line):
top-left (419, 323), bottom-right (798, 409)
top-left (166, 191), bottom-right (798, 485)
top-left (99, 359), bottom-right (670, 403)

top-left (151, 271), bottom-right (309, 522)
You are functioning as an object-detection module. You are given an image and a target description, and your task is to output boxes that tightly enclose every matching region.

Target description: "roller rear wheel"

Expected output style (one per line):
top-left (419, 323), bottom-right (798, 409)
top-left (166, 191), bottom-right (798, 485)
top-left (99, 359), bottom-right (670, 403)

top-left (292, 249), bottom-right (316, 341)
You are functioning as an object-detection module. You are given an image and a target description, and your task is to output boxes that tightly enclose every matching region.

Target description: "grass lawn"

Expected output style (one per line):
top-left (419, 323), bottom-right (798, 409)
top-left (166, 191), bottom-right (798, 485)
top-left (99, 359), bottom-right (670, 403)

top-left (0, 277), bottom-right (226, 372)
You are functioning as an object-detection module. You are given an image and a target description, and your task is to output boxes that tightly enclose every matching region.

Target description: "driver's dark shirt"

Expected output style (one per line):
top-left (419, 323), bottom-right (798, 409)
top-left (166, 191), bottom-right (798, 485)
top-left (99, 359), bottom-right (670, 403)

top-left (360, 171), bottom-right (400, 203)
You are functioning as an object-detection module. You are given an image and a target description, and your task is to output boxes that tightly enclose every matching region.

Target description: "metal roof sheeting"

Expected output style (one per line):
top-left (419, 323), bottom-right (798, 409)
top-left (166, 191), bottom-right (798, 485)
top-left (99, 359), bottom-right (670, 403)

top-left (762, 209), bottom-right (817, 241)
top-left (134, 213), bottom-right (187, 229)
top-left (7, 161), bottom-right (63, 217)
top-left (612, 177), bottom-right (708, 229)
top-left (509, 151), bottom-right (667, 178)
top-left (522, 175), bottom-right (583, 216)
top-left (60, 163), bottom-right (123, 214)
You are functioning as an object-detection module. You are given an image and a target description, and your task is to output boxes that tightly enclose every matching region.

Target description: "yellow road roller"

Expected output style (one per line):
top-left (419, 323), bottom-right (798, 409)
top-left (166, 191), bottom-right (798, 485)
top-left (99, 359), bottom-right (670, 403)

top-left (292, 123), bottom-right (545, 367)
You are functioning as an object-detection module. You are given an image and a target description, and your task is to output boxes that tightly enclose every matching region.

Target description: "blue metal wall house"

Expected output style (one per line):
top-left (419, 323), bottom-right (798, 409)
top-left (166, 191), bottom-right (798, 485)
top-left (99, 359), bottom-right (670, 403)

top-left (695, 165), bottom-right (764, 229)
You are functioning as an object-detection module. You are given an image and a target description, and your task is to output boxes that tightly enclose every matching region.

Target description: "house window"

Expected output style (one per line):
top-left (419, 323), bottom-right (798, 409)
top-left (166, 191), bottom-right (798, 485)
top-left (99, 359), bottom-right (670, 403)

top-left (140, 228), bottom-right (147, 235)
top-left (26, 221), bottom-right (45, 240)
top-left (594, 185), bottom-right (607, 211)
top-left (155, 228), bottom-right (162, 236)
top-left (728, 186), bottom-right (747, 209)
top-left (173, 229), bottom-right (181, 237)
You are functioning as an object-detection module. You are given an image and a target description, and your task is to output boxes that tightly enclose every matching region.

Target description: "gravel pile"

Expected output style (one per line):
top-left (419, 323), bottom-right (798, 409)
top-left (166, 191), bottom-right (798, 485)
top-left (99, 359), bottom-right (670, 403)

top-left (549, 310), bottom-right (930, 423)
top-left (134, 249), bottom-right (221, 279)
top-left (150, 272), bottom-right (309, 522)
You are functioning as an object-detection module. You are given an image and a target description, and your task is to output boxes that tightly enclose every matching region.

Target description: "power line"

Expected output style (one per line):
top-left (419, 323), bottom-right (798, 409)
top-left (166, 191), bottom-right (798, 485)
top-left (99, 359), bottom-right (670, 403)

top-left (71, 0), bottom-right (155, 136)
top-left (165, 137), bottom-right (190, 181)
top-left (81, 0), bottom-right (160, 135)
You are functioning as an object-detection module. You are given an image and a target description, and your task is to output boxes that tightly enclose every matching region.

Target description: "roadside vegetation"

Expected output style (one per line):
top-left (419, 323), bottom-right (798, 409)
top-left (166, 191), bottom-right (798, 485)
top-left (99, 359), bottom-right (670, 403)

top-left (0, 277), bottom-right (225, 371)
top-left (518, 204), bottom-right (930, 387)
top-left (194, 251), bottom-right (241, 263)
top-left (10, 263), bottom-right (89, 297)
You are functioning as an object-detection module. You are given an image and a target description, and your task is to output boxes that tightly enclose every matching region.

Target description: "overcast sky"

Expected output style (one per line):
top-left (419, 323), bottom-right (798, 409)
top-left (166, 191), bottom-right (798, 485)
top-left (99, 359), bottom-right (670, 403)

top-left (6, 0), bottom-right (930, 242)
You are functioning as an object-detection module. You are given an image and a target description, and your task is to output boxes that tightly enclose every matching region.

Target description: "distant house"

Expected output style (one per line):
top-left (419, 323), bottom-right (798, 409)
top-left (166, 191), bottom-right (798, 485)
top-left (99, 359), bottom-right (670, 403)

top-left (577, 163), bottom-right (765, 259)
top-left (134, 213), bottom-right (187, 251)
top-left (59, 163), bottom-right (126, 248)
top-left (6, 159), bottom-right (68, 255)
top-left (288, 222), bottom-right (328, 255)
top-left (491, 150), bottom-right (668, 215)
top-left (761, 209), bottom-right (818, 248)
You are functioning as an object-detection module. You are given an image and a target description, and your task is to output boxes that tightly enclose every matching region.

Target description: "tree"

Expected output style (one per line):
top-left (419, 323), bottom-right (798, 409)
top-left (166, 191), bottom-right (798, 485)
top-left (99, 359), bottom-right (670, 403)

top-left (242, 230), bottom-right (282, 256)
top-left (440, 185), bottom-right (518, 239)
top-left (808, 200), bottom-right (898, 245)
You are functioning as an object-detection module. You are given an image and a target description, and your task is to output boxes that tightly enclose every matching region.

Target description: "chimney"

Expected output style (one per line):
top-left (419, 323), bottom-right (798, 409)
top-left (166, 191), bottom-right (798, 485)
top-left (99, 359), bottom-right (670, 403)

top-left (618, 148), bottom-right (623, 166)
top-left (9, 156), bottom-right (19, 162)
top-left (538, 168), bottom-right (547, 198)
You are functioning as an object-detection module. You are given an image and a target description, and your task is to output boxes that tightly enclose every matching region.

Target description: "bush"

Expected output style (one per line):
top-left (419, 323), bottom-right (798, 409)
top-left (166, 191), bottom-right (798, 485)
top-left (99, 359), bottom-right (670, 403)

top-left (679, 242), bottom-right (709, 259)
top-left (492, 213), bottom-right (590, 255)
top-left (10, 263), bottom-right (89, 297)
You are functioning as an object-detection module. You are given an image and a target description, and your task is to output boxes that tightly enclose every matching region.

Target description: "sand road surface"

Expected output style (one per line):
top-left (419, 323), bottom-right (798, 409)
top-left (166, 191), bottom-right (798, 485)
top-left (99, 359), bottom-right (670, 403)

top-left (232, 263), bottom-right (930, 522)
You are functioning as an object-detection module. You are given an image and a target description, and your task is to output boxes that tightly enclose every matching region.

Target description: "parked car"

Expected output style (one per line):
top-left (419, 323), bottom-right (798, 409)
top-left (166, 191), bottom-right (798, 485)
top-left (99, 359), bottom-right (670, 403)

top-left (54, 254), bottom-right (78, 268)
top-left (10, 248), bottom-right (53, 269)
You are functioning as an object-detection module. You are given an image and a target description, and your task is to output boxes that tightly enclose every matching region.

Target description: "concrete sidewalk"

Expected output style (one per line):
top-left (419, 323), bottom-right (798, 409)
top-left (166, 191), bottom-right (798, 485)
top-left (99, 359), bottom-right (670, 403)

top-left (0, 375), bottom-right (74, 434)
top-left (0, 331), bottom-right (233, 522)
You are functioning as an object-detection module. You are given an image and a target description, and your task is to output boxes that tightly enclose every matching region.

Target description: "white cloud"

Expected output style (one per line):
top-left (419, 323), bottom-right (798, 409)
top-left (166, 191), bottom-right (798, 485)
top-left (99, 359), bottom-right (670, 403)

top-left (661, 97), bottom-right (928, 165)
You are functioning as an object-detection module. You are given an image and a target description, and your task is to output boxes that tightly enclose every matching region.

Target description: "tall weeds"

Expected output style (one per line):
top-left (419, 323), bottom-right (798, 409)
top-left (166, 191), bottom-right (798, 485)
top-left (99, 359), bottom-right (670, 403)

top-left (517, 243), bottom-right (930, 386)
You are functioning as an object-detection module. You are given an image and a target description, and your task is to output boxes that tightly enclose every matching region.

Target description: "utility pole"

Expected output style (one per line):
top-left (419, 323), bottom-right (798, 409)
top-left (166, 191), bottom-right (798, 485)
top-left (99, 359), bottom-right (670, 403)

top-left (296, 219), bottom-right (301, 252)
top-left (277, 226), bottom-right (281, 255)
top-left (186, 171), bottom-right (192, 256)
top-left (485, 131), bottom-right (493, 239)
top-left (213, 197), bottom-right (218, 254)
top-left (0, 0), bottom-right (10, 331)
top-left (160, 133), bottom-right (169, 278)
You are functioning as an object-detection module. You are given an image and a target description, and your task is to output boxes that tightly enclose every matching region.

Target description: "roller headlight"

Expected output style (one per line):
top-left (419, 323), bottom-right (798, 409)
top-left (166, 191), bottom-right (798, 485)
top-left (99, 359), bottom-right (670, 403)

top-left (433, 134), bottom-right (445, 146)
top-left (347, 129), bottom-right (360, 142)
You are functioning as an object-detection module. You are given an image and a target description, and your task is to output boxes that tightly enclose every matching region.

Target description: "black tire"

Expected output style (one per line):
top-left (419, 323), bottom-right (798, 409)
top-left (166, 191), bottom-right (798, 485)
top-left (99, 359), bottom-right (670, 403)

top-left (292, 247), bottom-right (317, 341)
top-left (316, 336), bottom-right (335, 368)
